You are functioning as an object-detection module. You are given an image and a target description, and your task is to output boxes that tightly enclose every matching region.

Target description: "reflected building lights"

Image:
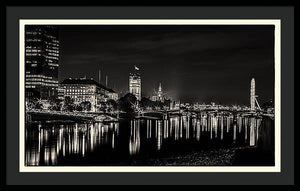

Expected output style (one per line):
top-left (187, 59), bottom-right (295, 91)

top-left (186, 117), bottom-right (190, 139)
top-left (166, 120), bottom-right (169, 138)
top-left (26, 121), bottom-right (120, 165)
top-left (220, 116), bottom-right (224, 140)
top-left (214, 116), bottom-right (218, 138)
top-left (192, 118), bottom-right (196, 138)
top-left (163, 120), bottom-right (167, 139)
top-left (51, 145), bottom-right (57, 165)
top-left (82, 134), bottom-right (85, 156)
top-left (256, 118), bottom-right (261, 140)
top-left (196, 119), bottom-right (201, 141)
top-left (174, 117), bottom-right (179, 140)
top-left (245, 118), bottom-right (248, 141)
top-left (146, 120), bottom-right (152, 139)
top-left (129, 120), bottom-right (141, 155)
top-left (112, 132), bottom-right (115, 149)
top-left (169, 118), bottom-right (173, 137)
top-left (44, 147), bottom-right (50, 165)
top-left (202, 115), bottom-right (207, 132)
top-left (233, 123), bottom-right (237, 142)
top-left (250, 117), bottom-right (256, 146)
top-left (25, 113), bottom-right (266, 166)
top-left (238, 116), bottom-right (242, 133)
top-left (209, 116), bottom-right (213, 139)
top-left (180, 117), bottom-right (183, 138)
top-left (226, 117), bottom-right (230, 133)
top-left (157, 120), bottom-right (163, 150)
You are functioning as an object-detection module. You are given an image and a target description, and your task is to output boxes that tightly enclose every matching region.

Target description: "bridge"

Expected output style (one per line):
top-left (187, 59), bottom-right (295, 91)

top-left (138, 78), bottom-right (274, 119)
top-left (135, 108), bottom-right (273, 122)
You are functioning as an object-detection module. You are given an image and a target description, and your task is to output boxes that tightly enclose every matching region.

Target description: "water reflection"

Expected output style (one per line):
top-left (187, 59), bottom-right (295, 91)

top-left (26, 114), bottom-right (266, 166)
top-left (196, 119), bottom-right (201, 141)
top-left (26, 122), bottom-right (119, 165)
top-left (129, 120), bottom-right (141, 155)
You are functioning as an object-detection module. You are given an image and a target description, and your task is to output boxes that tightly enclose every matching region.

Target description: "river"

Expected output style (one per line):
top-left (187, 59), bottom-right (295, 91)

top-left (25, 113), bottom-right (274, 166)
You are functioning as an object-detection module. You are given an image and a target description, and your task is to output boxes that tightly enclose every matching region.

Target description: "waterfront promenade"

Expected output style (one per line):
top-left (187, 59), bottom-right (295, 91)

top-left (25, 109), bottom-right (117, 122)
top-left (26, 108), bottom-right (274, 123)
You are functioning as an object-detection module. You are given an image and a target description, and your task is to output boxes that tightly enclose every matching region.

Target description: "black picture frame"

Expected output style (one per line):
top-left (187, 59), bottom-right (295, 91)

top-left (2, 4), bottom-right (294, 188)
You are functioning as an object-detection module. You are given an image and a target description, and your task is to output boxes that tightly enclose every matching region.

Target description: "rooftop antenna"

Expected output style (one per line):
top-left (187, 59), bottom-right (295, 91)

top-left (98, 68), bottom-right (101, 84)
top-left (105, 75), bottom-right (108, 87)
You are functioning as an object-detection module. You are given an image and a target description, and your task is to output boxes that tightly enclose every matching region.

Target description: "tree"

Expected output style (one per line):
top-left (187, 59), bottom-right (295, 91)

top-left (107, 99), bottom-right (118, 111)
top-left (80, 101), bottom-right (91, 112)
top-left (75, 104), bottom-right (83, 111)
top-left (25, 98), bottom-right (41, 110)
top-left (35, 98), bottom-right (45, 109)
top-left (62, 96), bottom-right (75, 112)
top-left (48, 98), bottom-right (62, 111)
top-left (163, 99), bottom-right (171, 110)
top-left (140, 97), bottom-right (154, 110)
top-left (118, 93), bottom-right (137, 113)
top-left (153, 101), bottom-right (164, 110)
top-left (99, 101), bottom-right (108, 112)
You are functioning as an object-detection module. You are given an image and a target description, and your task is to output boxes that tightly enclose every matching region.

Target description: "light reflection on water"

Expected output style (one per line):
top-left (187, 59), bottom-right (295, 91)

top-left (25, 114), bottom-right (266, 166)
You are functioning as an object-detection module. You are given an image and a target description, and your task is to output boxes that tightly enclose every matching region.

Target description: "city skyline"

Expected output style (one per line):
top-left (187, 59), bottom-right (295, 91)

top-left (22, 21), bottom-right (276, 169)
top-left (58, 25), bottom-right (274, 105)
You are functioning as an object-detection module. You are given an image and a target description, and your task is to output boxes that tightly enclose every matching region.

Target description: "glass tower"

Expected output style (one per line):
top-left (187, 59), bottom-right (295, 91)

top-left (25, 25), bottom-right (59, 99)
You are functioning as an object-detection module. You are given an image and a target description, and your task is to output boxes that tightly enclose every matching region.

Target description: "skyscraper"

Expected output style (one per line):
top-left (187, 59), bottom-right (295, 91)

top-left (25, 26), bottom-right (59, 99)
top-left (129, 66), bottom-right (141, 101)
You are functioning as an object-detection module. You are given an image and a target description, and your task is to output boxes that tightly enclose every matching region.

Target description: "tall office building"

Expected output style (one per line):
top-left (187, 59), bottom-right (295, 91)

top-left (129, 66), bottom-right (141, 101)
top-left (25, 25), bottom-right (59, 99)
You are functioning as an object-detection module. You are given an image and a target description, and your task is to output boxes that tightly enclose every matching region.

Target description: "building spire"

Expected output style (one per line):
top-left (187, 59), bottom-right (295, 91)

top-left (159, 82), bottom-right (162, 92)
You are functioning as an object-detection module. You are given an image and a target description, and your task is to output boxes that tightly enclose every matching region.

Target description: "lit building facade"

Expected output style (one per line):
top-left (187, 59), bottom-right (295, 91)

top-left (25, 26), bottom-right (59, 99)
top-left (129, 71), bottom-right (141, 101)
top-left (106, 88), bottom-right (119, 101)
top-left (59, 78), bottom-right (107, 112)
top-left (59, 78), bottom-right (119, 112)
top-left (151, 83), bottom-right (164, 102)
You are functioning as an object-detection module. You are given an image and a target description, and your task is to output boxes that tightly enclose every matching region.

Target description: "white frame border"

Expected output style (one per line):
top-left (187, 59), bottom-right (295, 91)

top-left (19, 19), bottom-right (281, 172)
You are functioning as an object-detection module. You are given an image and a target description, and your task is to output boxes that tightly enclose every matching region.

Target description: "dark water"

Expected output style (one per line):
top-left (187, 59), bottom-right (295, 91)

top-left (25, 113), bottom-right (274, 166)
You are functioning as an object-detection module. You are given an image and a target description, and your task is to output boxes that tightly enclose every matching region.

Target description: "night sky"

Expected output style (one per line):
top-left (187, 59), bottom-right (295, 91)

top-left (58, 25), bottom-right (274, 105)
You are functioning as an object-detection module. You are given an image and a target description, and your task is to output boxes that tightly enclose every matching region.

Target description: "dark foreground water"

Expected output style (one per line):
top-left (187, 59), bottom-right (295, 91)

top-left (25, 113), bottom-right (274, 166)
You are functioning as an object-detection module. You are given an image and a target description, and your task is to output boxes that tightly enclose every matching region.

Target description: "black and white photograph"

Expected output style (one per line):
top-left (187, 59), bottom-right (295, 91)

top-left (22, 20), bottom-right (278, 170)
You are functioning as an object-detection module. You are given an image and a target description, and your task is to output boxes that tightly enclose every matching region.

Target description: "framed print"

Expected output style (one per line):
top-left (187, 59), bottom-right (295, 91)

top-left (3, 5), bottom-right (294, 187)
